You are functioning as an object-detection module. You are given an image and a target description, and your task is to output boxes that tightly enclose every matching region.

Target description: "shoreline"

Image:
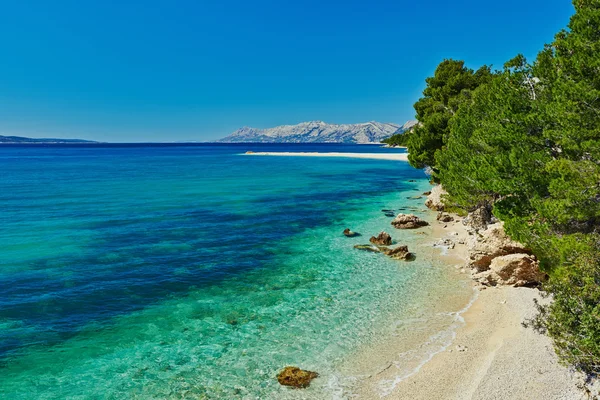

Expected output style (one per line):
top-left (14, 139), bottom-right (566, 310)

top-left (243, 151), bottom-right (409, 161)
top-left (353, 198), bottom-right (586, 399)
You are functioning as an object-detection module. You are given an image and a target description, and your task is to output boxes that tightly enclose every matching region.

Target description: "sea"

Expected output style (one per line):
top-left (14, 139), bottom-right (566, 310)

top-left (0, 143), bottom-right (473, 399)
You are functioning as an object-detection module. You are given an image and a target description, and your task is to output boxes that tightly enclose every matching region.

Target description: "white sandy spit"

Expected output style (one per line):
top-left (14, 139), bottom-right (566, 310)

top-left (243, 151), bottom-right (409, 161)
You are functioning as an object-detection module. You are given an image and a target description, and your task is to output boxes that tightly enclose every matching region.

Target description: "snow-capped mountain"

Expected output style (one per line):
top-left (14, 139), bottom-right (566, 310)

top-left (218, 120), bottom-right (417, 144)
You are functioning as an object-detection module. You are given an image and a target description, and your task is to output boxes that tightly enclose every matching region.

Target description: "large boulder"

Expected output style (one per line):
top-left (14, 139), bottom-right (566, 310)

top-left (277, 366), bottom-right (319, 388)
top-left (425, 185), bottom-right (447, 211)
top-left (370, 231), bottom-right (392, 246)
top-left (473, 253), bottom-right (546, 287)
top-left (391, 214), bottom-right (429, 229)
top-left (467, 222), bottom-right (530, 271)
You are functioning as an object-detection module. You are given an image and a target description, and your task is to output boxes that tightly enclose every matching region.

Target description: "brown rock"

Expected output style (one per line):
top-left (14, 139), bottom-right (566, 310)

top-left (343, 228), bottom-right (359, 237)
top-left (391, 214), bottom-right (429, 229)
top-left (383, 245), bottom-right (414, 261)
top-left (437, 212), bottom-right (454, 223)
top-left (353, 244), bottom-right (382, 253)
top-left (277, 366), bottom-right (319, 388)
top-left (370, 231), bottom-right (392, 246)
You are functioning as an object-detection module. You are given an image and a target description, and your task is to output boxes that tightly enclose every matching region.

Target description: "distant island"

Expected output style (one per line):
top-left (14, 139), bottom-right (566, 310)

top-left (0, 135), bottom-right (97, 144)
top-left (218, 120), bottom-right (417, 144)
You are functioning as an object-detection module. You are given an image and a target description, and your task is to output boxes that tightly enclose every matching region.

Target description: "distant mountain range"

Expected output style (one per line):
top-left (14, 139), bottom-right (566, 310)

top-left (218, 120), bottom-right (418, 144)
top-left (0, 135), bottom-right (97, 144)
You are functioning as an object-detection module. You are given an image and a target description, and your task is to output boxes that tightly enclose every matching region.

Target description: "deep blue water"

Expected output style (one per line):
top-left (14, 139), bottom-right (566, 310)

top-left (0, 144), bottom-right (469, 399)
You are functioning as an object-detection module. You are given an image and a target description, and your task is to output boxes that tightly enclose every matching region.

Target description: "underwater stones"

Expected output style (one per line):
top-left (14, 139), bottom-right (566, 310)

top-left (423, 191), bottom-right (431, 196)
top-left (343, 228), bottom-right (359, 237)
top-left (391, 214), bottom-right (429, 229)
top-left (383, 245), bottom-right (414, 261)
top-left (276, 366), bottom-right (319, 388)
top-left (353, 244), bottom-right (382, 253)
top-left (369, 231), bottom-right (392, 246)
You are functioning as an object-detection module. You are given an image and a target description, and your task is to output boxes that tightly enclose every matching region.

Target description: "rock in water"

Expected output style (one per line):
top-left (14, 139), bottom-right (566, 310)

top-left (277, 366), bottom-right (319, 388)
top-left (383, 245), bottom-right (414, 261)
top-left (343, 228), bottom-right (359, 237)
top-left (353, 244), bottom-right (382, 253)
top-left (370, 231), bottom-right (392, 246)
top-left (391, 214), bottom-right (429, 229)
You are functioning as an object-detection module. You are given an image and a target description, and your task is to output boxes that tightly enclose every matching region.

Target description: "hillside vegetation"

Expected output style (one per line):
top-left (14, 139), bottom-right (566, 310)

top-left (406, 0), bottom-right (600, 374)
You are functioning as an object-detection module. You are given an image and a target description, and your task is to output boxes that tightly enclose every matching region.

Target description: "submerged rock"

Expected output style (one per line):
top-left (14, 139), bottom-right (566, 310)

top-left (383, 245), bottom-right (414, 261)
top-left (391, 214), bottom-right (429, 229)
top-left (353, 244), bottom-right (382, 253)
top-left (277, 366), bottom-right (319, 388)
top-left (370, 231), bottom-right (392, 246)
top-left (343, 228), bottom-right (359, 237)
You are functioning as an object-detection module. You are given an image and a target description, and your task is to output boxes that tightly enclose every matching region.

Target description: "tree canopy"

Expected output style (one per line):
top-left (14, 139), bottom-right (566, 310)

top-left (407, 0), bottom-right (600, 374)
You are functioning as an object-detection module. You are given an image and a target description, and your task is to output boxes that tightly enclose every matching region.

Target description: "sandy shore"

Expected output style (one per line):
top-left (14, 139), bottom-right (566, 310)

top-left (355, 216), bottom-right (585, 399)
top-left (243, 151), bottom-right (409, 161)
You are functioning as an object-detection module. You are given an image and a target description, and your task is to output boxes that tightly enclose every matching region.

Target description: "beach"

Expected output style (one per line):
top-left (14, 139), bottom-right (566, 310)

top-left (244, 151), bottom-right (409, 161)
top-left (353, 214), bottom-right (586, 399)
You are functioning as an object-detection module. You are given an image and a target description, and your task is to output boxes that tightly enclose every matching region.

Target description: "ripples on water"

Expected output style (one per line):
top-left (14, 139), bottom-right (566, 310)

top-left (0, 144), bottom-right (471, 398)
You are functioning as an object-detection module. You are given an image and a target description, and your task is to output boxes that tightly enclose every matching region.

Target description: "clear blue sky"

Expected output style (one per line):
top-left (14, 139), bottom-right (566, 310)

top-left (0, 0), bottom-right (574, 142)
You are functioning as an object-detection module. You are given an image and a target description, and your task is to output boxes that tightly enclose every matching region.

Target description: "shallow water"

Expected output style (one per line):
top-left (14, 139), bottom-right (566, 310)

top-left (0, 143), bottom-right (471, 399)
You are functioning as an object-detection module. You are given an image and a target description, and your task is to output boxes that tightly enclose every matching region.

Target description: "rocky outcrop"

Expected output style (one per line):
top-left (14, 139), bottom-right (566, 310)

top-left (391, 214), bottom-right (429, 229)
top-left (467, 222), bottom-right (530, 271)
top-left (425, 185), bottom-right (447, 211)
top-left (277, 366), bottom-right (319, 388)
top-left (370, 231), bottom-right (392, 246)
top-left (462, 205), bottom-right (496, 232)
top-left (343, 228), bottom-right (360, 237)
top-left (473, 253), bottom-right (547, 287)
top-left (465, 221), bottom-right (546, 287)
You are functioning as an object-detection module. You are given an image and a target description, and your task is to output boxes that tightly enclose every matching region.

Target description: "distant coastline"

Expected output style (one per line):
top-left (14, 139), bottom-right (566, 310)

top-left (0, 135), bottom-right (97, 144)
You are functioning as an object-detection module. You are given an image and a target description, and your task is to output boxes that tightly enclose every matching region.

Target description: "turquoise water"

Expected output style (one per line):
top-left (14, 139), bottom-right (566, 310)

top-left (0, 144), bottom-right (471, 399)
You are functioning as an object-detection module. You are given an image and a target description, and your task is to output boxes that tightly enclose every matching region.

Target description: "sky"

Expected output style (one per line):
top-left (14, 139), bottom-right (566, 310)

top-left (0, 0), bottom-right (575, 142)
